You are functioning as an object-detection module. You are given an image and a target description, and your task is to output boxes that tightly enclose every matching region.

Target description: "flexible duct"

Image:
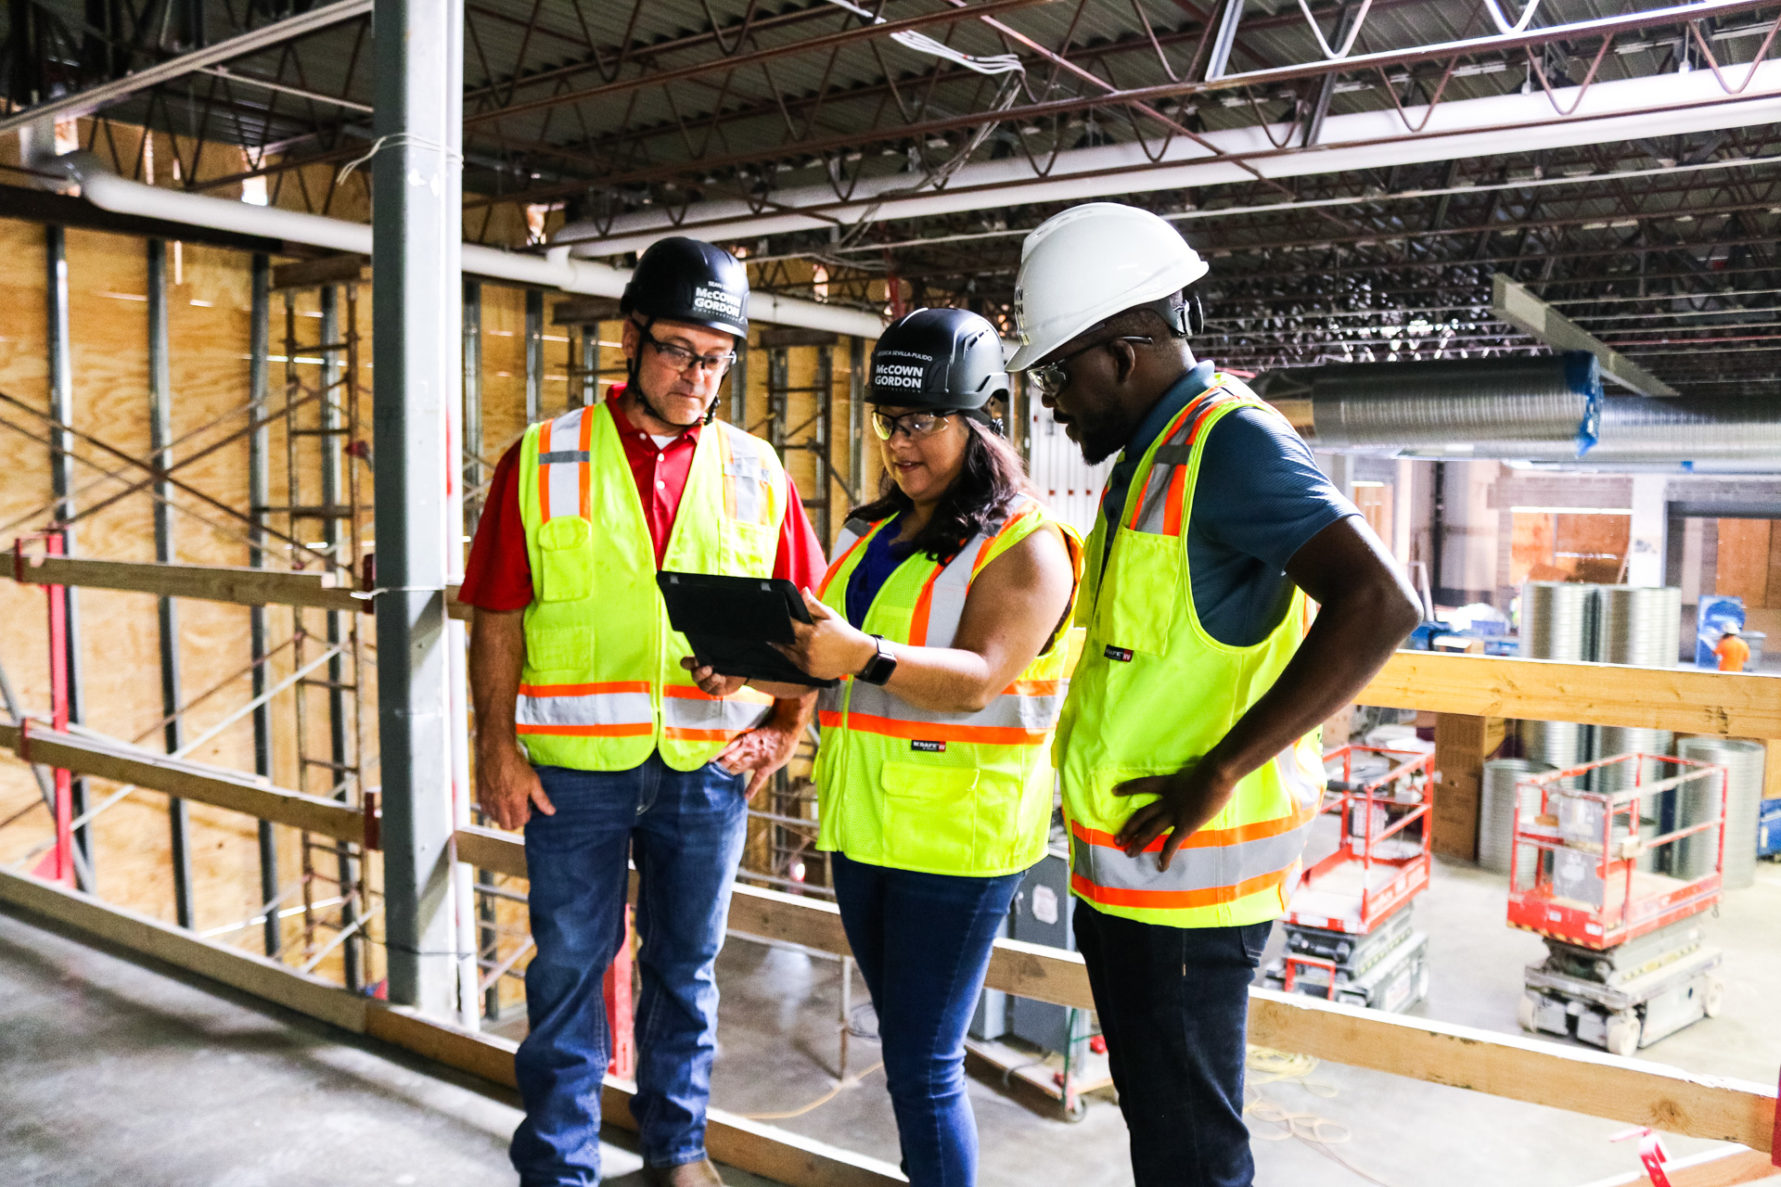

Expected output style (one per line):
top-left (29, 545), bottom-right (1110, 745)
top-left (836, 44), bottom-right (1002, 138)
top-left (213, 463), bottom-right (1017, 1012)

top-left (1269, 353), bottom-right (1781, 464)
top-left (1279, 353), bottom-right (1603, 454)
top-left (48, 153), bottom-right (886, 340)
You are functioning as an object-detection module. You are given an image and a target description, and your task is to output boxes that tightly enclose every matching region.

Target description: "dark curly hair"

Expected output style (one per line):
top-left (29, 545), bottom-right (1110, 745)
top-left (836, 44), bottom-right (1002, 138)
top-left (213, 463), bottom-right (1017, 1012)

top-left (851, 415), bottom-right (1037, 562)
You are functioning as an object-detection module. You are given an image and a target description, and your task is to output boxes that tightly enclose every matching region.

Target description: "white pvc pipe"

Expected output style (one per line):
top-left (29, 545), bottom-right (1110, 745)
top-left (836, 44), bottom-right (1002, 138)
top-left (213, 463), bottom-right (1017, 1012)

top-left (555, 60), bottom-right (1781, 256)
top-left (52, 154), bottom-right (886, 339)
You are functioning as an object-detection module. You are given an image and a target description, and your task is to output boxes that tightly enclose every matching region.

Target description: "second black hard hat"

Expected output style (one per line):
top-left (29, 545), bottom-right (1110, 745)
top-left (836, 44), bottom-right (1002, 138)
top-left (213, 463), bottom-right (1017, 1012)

top-left (867, 307), bottom-right (1010, 415)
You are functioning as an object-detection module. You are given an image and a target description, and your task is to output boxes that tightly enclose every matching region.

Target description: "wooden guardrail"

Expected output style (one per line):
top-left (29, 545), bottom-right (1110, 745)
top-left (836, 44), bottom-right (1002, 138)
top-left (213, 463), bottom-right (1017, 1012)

top-left (449, 825), bottom-right (1777, 1155)
top-left (10, 554), bottom-right (470, 620)
top-left (13, 555), bottom-right (1781, 739)
top-left (0, 722), bottom-right (366, 844)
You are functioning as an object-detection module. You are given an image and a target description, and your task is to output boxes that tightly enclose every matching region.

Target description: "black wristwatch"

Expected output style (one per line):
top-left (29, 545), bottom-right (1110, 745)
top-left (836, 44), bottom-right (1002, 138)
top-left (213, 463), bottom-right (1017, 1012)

top-left (856, 634), bottom-right (899, 685)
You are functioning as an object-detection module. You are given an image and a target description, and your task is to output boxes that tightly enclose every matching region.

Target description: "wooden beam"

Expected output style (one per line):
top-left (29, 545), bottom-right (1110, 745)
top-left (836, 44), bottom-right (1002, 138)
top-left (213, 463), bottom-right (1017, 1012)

top-left (272, 255), bottom-right (370, 289)
top-left (0, 869), bottom-right (906, 1187)
top-left (758, 327), bottom-right (839, 348)
top-left (442, 826), bottom-right (1776, 1151)
top-left (9, 554), bottom-right (471, 621)
top-left (12, 554), bottom-right (362, 613)
top-left (1360, 652), bottom-right (1781, 739)
top-left (454, 823), bottom-right (525, 878)
top-left (0, 867), bottom-right (368, 1032)
top-left (1, 723), bottom-right (366, 844)
top-left (551, 297), bottom-right (624, 325)
top-left (1247, 991), bottom-right (1775, 1153)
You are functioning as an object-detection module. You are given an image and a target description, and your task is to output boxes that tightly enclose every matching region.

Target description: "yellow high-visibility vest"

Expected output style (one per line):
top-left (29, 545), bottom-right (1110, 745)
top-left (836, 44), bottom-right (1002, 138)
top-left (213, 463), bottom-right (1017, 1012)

top-left (1055, 376), bottom-right (1326, 927)
top-left (813, 499), bottom-right (1082, 877)
top-left (514, 401), bottom-right (785, 771)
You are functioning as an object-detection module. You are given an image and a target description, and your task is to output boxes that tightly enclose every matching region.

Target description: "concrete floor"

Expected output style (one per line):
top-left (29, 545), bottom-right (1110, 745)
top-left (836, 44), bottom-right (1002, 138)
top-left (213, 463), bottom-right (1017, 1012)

top-left (3, 856), bottom-right (1777, 1187)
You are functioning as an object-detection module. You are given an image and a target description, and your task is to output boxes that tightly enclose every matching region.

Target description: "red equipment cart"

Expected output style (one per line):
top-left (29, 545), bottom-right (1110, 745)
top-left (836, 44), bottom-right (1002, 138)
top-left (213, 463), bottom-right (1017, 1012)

top-left (1508, 753), bottom-right (1727, 1056)
top-left (1264, 744), bottom-right (1434, 1012)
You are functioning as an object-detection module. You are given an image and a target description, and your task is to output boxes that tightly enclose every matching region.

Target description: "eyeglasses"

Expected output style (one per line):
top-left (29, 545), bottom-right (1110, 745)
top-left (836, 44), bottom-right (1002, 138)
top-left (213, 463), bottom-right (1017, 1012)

top-left (870, 409), bottom-right (953, 441)
top-left (642, 328), bottom-right (737, 378)
top-left (1027, 335), bottom-right (1154, 398)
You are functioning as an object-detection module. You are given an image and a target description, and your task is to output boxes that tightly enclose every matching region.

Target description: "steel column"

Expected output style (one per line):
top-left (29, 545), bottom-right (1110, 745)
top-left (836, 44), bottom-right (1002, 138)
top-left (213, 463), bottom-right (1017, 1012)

top-left (848, 336), bottom-right (864, 507)
top-left (463, 279), bottom-right (483, 530)
top-left (148, 239), bottom-right (196, 929)
top-left (729, 338), bottom-right (748, 426)
top-left (248, 252), bottom-right (280, 957)
top-left (317, 284), bottom-right (362, 991)
top-left (580, 324), bottom-right (597, 408)
top-left (46, 225), bottom-right (92, 891)
top-left (525, 288), bottom-right (544, 423)
top-left (373, 0), bottom-right (463, 1016)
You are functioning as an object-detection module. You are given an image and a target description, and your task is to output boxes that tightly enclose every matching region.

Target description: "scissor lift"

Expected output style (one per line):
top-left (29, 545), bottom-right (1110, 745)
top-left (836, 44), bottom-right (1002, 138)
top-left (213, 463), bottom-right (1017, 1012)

top-left (1262, 745), bottom-right (1434, 1012)
top-left (1508, 754), bottom-right (1728, 1057)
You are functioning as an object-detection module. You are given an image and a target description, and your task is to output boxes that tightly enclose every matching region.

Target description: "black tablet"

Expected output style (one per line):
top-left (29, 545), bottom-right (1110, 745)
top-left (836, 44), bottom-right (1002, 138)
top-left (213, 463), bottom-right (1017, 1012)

top-left (656, 571), bottom-right (838, 689)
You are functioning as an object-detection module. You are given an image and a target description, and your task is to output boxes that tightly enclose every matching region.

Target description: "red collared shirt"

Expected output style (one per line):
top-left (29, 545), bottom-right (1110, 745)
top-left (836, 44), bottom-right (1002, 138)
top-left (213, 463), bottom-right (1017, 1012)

top-left (459, 393), bottom-right (827, 611)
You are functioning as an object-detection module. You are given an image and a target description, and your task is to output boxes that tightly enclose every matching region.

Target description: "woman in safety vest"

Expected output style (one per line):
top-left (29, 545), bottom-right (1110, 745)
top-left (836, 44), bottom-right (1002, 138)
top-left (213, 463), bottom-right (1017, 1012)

top-left (734, 307), bottom-right (1080, 1185)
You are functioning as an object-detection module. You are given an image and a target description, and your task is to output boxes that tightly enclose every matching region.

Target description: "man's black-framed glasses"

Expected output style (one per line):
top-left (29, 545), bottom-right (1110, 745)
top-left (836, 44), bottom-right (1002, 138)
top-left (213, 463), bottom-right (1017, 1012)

top-left (1027, 335), bottom-right (1154, 398)
top-left (642, 328), bottom-right (737, 378)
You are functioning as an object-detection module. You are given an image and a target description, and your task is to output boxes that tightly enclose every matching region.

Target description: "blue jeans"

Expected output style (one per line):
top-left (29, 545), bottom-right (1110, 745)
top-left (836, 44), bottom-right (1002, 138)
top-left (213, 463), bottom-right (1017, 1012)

top-left (830, 852), bottom-right (1025, 1187)
top-left (509, 754), bottom-right (749, 1187)
top-left (1073, 902), bottom-right (1272, 1187)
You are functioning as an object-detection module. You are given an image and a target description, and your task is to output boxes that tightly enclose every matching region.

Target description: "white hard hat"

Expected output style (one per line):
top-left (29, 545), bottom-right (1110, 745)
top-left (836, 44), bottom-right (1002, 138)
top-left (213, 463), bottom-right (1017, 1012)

top-left (1007, 202), bottom-right (1209, 371)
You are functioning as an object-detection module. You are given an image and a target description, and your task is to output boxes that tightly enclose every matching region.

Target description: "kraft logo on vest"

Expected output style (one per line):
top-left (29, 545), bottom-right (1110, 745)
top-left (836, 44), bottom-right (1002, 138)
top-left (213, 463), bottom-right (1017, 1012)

top-left (911, 739), bottom-right (946, 753)
top-left (1104, 645), bottom-right (1134, 662)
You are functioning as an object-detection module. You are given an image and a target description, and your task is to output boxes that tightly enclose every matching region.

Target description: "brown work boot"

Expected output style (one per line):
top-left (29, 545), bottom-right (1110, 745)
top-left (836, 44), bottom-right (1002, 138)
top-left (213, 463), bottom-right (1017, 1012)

top-left (643, 1158), bottom-right (725, 1187)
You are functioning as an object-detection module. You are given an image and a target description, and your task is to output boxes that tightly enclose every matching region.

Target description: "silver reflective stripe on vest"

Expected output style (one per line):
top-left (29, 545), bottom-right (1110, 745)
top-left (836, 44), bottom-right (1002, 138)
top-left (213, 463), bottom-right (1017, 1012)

top-left (916, 525), bottom-right (1002, 647)
top-left (844, 679), bottom-right (1065, 732)
top-left (1275, 747), bottom-right (1326, 812)
top-left (662, 692), bottom-right (774, 734)
top-left (1130, 463), bottom-right (1177, 534)
top-left (1070, 816), bottom-right (1313, 895)
top-left (543, 408), bottom-right (587, 519)
top-left (721, 428), bottom-right (774, 524)
top-left (516, 689), bottom-right (653, 730)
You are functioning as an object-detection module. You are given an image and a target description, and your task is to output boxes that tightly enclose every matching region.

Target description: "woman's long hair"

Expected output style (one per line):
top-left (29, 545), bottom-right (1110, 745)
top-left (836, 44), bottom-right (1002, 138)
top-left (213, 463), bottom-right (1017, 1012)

top-left (852, 414), bottom-right (1037, 561)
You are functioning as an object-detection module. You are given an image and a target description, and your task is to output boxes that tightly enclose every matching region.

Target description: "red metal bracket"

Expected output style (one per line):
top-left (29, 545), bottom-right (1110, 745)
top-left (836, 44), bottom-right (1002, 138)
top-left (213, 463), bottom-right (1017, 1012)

top-left (362, 788), bottom-right (381, 851)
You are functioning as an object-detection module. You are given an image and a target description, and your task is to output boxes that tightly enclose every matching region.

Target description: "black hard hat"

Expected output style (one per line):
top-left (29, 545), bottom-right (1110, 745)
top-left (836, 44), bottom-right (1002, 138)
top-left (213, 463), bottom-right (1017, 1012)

top-left (867, 307), bottom-right (1009, 415)
top-left (620, 237), bottom-right (749, 339)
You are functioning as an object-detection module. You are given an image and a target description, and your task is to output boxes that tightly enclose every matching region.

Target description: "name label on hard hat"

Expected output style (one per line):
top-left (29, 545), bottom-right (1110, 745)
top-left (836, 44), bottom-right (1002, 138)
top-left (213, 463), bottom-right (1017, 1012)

top-left (911, 739), bottom-right (946, 753)
top-left (1104, 645), bottom-right (1134, 662)
top-left (692, 285), bottom-right (742, 319)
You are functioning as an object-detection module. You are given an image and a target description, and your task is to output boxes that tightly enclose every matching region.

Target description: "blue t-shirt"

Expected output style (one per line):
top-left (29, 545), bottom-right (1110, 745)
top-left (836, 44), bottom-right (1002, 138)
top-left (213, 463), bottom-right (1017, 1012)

top-left (1100, 365), bottom-right (1360, 648)
top-left (845, 518), bottom-right (916, 628)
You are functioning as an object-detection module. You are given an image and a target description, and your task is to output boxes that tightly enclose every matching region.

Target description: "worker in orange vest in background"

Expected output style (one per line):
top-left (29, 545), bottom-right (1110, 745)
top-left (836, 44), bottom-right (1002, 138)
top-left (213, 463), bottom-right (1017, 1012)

top-left (1715, 623), bottom-right (1751, 672)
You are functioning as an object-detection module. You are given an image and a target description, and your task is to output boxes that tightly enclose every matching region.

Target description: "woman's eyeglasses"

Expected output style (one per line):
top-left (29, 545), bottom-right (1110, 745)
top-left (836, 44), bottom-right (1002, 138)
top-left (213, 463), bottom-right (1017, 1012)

top-left (870, 409), bottom-right (952, 441)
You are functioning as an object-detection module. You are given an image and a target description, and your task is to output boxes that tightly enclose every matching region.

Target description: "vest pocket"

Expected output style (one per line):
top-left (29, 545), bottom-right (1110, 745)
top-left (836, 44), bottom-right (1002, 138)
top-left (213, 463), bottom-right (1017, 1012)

top-left (1100, 530), bottom-right (1179, 655)
top-left (880, 761), bottom-right (982, 871)
top-left (538, 516), bottom-right (595, 602)
top-left (724, 520), bottom-right (778, 576)
top-left (526, 625), bottom-right (593, 674)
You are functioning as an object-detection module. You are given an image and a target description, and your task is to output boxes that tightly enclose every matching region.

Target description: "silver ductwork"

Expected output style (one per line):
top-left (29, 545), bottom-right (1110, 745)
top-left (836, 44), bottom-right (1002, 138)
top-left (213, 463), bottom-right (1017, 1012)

top-left (1261, 353), bottom-right (1781, 465)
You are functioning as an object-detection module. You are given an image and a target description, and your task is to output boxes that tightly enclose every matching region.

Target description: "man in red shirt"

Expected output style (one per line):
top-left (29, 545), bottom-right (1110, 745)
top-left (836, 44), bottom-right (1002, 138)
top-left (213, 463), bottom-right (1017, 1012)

top-left (463, 238), bottom-right (825, 1187)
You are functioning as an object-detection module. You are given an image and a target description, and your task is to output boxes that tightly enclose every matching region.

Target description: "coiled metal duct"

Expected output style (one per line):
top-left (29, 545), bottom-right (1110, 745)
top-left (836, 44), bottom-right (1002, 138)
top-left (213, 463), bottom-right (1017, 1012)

top-left (1518, 581), bottom-right (1596, 785)
top-left (1523, 581), bottom-right (1598, 661)
top-left (1674, 736), bottom-right (1767, 889)
top-left (1295, 353), bottom-right (1601, 452)
top-left (1595, 585), bottom-right (1683, 668)
top-left (1480, 758), bottom-right (1554, 875)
